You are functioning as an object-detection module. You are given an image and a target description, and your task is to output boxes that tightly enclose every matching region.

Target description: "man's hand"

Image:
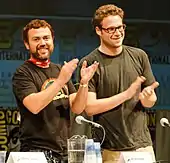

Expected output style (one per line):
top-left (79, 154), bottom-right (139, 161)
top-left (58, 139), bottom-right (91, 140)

top-left (126, 76), bottom-right (146, 100)
top-left (58, 58), bottom-right (79, 84)
top-left (80, 60), bottom-right (99, 84)
top-left (139, 81), bottom-right (159, 100)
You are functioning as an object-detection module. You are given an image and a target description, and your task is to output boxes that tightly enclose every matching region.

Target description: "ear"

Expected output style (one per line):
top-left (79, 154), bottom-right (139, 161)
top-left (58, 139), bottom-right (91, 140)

top-left (95, 26), bottom-right (102, 36)
top-left (24, 41), bottom-right (30, 50)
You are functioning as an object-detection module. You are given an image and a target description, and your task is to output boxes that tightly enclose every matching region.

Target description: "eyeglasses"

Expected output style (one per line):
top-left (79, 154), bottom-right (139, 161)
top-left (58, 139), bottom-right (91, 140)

top-left (101, 24), bottom-right (126, 34)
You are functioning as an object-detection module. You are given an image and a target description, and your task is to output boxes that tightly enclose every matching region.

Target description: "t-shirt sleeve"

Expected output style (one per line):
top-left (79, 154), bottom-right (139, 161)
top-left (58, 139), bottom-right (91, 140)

top-left (12, 67), bottom-right (38, 102)
top-left (141, 50), bottom-right (156, 87)
top-left (76, 60), bottom-right (83, 90)
top-left (88, 72), bottom-right (98, 93)
top-left (67, 79), bottom-right (76, 94)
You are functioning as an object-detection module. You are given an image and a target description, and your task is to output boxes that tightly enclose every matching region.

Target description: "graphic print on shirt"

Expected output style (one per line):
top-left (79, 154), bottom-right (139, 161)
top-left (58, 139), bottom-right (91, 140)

top-left (41, 78), bottom-right (69, 100)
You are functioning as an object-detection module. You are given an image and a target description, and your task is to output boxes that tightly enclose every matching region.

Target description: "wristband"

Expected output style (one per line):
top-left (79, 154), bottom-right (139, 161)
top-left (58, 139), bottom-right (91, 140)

top-left (80, 84), bottom-right (88, 88)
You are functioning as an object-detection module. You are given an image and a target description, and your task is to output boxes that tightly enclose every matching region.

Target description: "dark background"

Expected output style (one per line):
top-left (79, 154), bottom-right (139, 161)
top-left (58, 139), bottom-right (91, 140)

top-left (0, 0), bottom-right (170, 21)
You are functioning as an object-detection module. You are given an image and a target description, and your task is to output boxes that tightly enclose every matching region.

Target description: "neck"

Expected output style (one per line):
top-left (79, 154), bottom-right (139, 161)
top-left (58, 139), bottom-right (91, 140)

top-left (30, 56), bottom-right (48, 62)
top-left (98, 43), bottom-right (123, 56)
top-left (29, 57), bottom-right (50, 68)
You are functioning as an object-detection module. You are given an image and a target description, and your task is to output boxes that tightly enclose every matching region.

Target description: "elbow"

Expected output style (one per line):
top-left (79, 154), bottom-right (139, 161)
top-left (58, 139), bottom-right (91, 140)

top-left (71, 102), bottom-right (87, 114)
top-left (23, 95), bottom-right (42, 114)
top-left (71, 107), bottom-right (84, 115)
top-left (24, 102), bottom-right (43, 114)
top-left (31, 109), bottom-right (40, 114)
top-left (85, 107), bottom-right (95, 116)
top-left (27, 106), bottom-right (41, 114)
top-left (72, 110), bottom-right (83, 115)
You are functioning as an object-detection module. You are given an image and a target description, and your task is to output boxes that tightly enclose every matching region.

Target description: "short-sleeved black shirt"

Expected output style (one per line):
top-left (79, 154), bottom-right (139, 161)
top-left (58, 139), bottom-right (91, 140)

top-left (12, 61), bottom-right (76, 156)
top-left (78, 45), bottom-right (155, 150)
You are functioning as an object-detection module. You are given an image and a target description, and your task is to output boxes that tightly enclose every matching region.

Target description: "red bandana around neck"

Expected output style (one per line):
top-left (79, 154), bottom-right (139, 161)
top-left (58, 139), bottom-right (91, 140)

top-left (28, 58), bottom-right (50, 68)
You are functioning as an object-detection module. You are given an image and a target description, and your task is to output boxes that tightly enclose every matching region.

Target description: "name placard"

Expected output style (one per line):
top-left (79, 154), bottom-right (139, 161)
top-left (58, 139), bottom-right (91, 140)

top-left (0, 151), bottom-right (6, 163)
top-left (119, 151), bottom-right (153, 163)
top-left (7, 152), bottom-right (47, 163)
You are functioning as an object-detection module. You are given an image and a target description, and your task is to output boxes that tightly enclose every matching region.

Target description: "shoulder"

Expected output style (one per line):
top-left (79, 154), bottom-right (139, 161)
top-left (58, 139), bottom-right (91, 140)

top-left (14, 61), bottom-right (31, 74)
top-left (12, 62), bottom-right (32, 82)
top-left (123, 45), bottom-right (149, 61)
top-left (124, 45), bottom-right (147, 56)
top-left (124, 45), bottom-right (145, 53)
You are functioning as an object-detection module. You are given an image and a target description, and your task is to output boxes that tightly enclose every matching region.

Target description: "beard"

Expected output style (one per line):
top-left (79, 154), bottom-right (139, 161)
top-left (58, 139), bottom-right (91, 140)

top-left (31, 44), bottom-right (53, 61)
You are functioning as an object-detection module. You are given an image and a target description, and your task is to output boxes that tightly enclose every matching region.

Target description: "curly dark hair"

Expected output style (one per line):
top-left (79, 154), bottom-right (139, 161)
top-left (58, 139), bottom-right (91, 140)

top-left (23, 19), bottom-right (54, 43)
top-left (92, 4), bottom-right (124, 30)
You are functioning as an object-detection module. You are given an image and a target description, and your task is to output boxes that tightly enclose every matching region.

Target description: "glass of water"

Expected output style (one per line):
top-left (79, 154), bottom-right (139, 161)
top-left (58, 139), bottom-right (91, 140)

top-left (67, 135), bottom-right (87, 163)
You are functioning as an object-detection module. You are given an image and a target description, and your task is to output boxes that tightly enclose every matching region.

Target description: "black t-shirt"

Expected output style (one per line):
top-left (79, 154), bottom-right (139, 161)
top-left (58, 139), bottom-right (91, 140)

top-left (78, 45), bottom-right (155, 150)
top-left (12, 61), bottom-right (76, 156)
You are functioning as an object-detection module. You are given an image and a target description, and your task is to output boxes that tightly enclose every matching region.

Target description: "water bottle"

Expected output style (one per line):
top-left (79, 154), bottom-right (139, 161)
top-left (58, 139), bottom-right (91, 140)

top-left (94, 142), bottom-right (102, 163)
top-left (84, 139), bottom-right (96, 163)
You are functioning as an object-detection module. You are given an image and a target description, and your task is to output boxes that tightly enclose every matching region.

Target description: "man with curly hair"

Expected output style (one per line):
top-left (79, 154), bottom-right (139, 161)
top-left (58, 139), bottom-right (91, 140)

top-left (12, 19), bottom-right (98, 163)
top-left (77, 4), bottom-right (159, 162)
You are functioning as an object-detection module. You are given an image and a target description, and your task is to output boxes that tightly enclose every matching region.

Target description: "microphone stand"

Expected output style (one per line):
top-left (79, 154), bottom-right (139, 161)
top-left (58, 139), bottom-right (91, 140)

top-left (99, 125), bottom-right (106, 146)
top-left (90, 123), bottom-right (106, 146)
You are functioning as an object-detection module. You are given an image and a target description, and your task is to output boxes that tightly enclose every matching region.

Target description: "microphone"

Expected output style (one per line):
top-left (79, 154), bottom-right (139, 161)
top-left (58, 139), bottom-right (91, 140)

top-left (75, 115), bottom-right (101, 128)
top-left (160, 118), bottom-right (170, 127)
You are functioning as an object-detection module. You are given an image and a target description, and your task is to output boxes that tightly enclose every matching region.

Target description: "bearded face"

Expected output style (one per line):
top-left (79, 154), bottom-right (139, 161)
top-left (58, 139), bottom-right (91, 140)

top-left (24, 27), bottom-right (54, 61)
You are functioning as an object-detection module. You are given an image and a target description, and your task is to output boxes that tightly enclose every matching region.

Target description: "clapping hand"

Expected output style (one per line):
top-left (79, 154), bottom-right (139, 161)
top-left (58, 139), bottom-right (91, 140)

top-left (127, 76), bottom-right (146, 99)
top-left (80, 60), bottom-right (99, 84)
top-left (58, 58), bottom-right (79, 84)
top-left (139, 81), bottom-right (159, 100)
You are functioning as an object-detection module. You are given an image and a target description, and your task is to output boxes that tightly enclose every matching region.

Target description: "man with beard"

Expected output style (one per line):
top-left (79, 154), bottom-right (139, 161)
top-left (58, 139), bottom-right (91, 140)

top-left (12, 19), bottom-right (98, 163)
top-left (77, 4), bottom-right (159, 162)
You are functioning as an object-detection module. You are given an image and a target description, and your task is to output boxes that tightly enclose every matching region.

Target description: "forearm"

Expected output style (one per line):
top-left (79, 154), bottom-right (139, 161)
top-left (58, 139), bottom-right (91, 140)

top-left (23, 79), bottom-right (64, 114)
top-left (70, 83), bottom-right (88, 114)
top-left (85, 90), bottom-right (129, 116)
top-left (140, 93), bottom-right (157, 108)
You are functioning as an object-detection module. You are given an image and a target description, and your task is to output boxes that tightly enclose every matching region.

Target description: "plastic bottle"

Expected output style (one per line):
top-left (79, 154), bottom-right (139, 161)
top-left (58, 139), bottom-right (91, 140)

top-left (84, 139), bottom-right (96, 163)
top-left (94, 142), bottom-right (102, 163)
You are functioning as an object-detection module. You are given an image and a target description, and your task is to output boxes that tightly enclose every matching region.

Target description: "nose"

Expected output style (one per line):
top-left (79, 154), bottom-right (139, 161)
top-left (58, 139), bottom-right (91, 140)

top-left (39, 38), bottom-right (46, 45)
